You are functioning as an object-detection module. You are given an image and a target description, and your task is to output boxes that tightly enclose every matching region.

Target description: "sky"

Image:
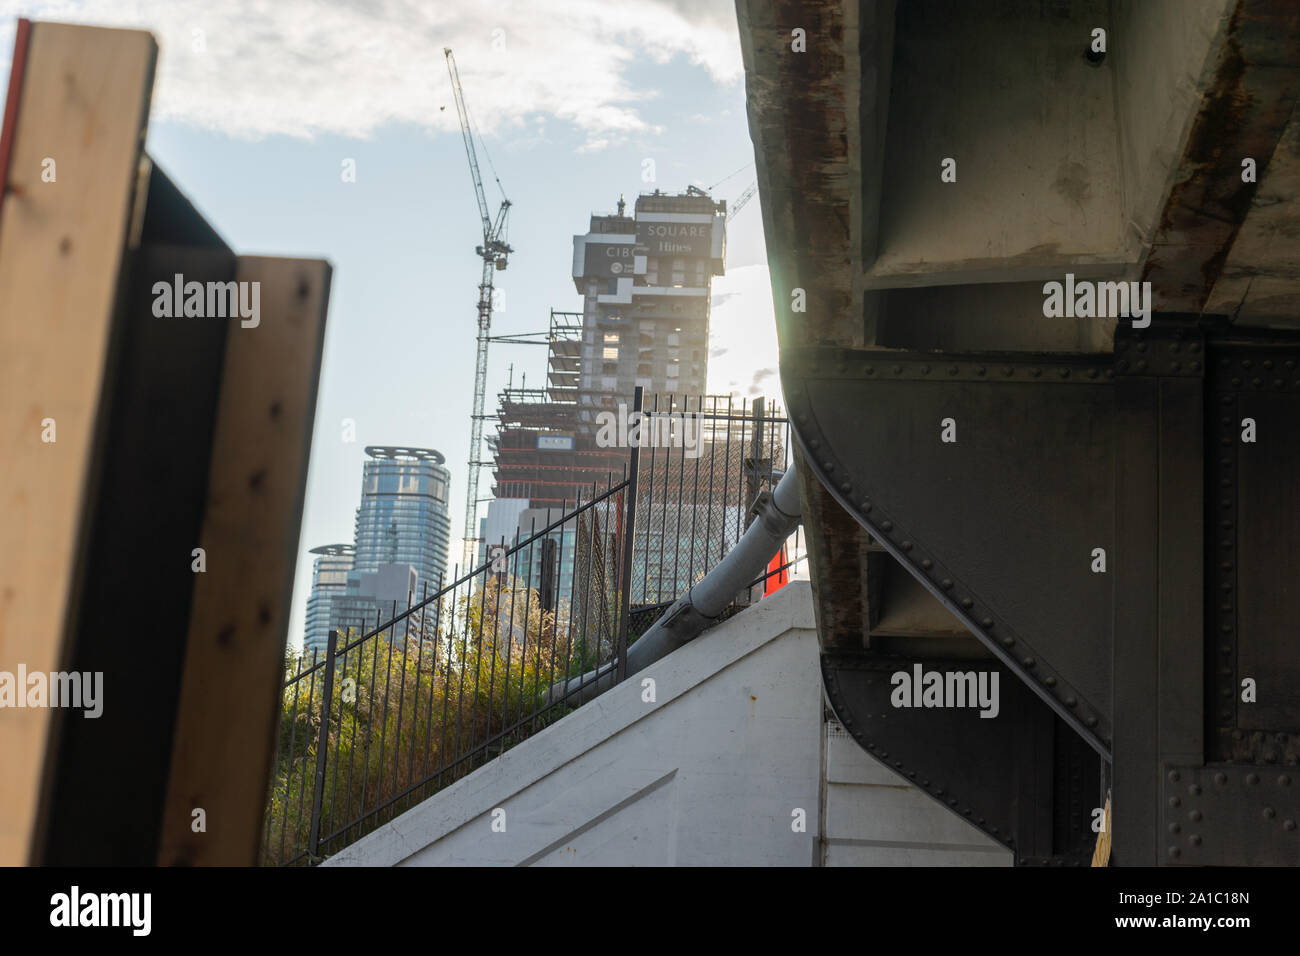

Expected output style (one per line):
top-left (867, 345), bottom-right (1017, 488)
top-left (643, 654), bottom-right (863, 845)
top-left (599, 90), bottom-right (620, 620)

top-left (0, 0), bottom-right (781, 649)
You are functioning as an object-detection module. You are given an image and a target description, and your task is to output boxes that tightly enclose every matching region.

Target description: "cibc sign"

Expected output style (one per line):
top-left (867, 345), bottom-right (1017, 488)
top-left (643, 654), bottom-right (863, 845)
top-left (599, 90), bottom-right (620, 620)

top-left (583, 241), bottom-right (637, 277)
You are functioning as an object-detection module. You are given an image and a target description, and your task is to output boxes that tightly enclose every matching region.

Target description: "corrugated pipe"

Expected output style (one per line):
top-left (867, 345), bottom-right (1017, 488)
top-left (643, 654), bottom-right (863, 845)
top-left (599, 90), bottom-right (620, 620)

top-left (545, 463), bottom-right (802, 706)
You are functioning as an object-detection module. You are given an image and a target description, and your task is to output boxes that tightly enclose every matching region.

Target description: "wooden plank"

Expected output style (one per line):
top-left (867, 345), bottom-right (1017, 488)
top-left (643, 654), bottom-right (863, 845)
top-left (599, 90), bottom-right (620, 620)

top-left (37, 241), bottom-right (235, 865)
top-left (0, 22), bottom-right (155, 866)
top-left (157, 256), bottom-right (331, 866)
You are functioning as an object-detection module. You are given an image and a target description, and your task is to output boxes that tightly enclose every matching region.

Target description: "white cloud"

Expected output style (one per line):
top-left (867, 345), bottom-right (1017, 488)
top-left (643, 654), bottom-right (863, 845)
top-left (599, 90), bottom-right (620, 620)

top-left (0, 0), bottom-right (743, 146)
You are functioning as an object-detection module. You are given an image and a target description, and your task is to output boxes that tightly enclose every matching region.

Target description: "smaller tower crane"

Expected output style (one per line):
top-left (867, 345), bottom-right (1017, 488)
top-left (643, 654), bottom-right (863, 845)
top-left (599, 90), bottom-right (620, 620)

top-left (445, 47), bottom-right (512, 572)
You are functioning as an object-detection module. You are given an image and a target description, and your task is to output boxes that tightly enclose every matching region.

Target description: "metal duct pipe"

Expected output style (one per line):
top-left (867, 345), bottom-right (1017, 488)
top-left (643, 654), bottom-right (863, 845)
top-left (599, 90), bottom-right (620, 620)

top-left (545, 463), bottom-right (802, 706)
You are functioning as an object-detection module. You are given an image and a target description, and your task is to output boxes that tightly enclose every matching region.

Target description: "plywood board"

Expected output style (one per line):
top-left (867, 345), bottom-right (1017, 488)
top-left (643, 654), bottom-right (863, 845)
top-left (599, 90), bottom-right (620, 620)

top-left (0, 21), bottom-right (155, 866)
top-left (157, 256), bottom-right (331, 865)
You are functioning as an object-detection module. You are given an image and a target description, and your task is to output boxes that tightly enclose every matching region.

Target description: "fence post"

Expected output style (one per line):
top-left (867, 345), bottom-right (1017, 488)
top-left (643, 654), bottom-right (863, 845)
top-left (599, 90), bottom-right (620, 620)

top-left (745, 397), bottom-right (767, 602)
top-left (745, 396), bottom-right (765, 531)
top-left (615, 386), bottom-right (643, 682)
top-left (307, 629), bottom-right (338, 862)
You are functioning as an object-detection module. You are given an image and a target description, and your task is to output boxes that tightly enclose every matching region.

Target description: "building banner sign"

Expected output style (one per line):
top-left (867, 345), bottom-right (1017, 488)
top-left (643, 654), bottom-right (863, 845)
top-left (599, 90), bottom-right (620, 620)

top-left (537, 434), bottom-right (575, 451)
top-left (584, 242), bottom-right (638, 277)
top-left (636, 220), bottom-right (712, 257)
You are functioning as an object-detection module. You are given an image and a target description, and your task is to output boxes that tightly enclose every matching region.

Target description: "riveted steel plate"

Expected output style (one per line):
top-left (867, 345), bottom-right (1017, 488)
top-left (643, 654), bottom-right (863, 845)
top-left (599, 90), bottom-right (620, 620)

top-left (1209, 345), bottom-right (1300, 761)
top-left (1162, 765), bottom-right (1300, 865)
top-left (785, 347), bottom-right (1114, 754)
top-left (1113, 326), bottom-right (1208, 378)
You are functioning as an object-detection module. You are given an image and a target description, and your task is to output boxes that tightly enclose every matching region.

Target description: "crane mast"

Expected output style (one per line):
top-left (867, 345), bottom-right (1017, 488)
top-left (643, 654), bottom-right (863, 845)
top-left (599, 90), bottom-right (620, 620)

top-left (444, 48), bottom-right (512, 572)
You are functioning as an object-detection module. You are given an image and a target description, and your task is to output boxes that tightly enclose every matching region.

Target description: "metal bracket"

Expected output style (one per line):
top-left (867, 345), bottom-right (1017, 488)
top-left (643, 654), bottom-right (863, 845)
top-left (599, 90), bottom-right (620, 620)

top-left (784, 348), bottom-right (1114, 757)
top-left (822, 651), bottom-right (1096, 865)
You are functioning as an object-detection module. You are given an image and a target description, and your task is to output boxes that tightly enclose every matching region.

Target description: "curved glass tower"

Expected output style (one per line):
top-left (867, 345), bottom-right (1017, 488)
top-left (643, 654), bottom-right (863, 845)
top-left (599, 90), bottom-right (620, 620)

top-left (304, 544), bottom-right (354, 656)
top-left (352, 446), bottom-right (451, 597)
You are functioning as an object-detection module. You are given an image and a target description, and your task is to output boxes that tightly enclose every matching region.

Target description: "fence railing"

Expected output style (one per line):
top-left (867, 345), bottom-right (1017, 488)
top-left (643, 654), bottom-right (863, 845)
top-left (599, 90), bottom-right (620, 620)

top-left (261, 392), bottom-right (803, 865)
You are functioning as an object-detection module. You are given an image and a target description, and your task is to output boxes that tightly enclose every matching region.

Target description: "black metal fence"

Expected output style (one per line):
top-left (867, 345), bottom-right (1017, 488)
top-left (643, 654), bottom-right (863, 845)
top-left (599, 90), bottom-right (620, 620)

top-left (261, 394), bottom-right (802, 865)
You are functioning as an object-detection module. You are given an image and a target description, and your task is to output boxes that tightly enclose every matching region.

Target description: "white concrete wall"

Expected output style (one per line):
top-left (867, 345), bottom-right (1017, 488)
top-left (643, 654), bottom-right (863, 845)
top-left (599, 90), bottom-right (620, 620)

top-left (325, 580), bottom-right (1007, 866)
top-left (821, 721), bottom-right (1010, 866)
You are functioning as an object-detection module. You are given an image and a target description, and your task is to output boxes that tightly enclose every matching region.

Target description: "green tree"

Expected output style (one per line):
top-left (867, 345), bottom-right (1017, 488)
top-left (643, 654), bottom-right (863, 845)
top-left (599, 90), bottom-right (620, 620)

top-left (260, 574), bottom-right (595, 865)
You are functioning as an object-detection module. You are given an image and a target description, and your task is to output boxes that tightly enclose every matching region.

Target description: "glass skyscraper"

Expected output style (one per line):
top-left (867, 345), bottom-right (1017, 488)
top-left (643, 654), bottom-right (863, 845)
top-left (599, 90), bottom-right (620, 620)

top-left (303, 543), bottom-right (354, 657)
top-left (302, 447), bottom-right (452, 654)
top-left (351, 446), bottom-right (452, 599)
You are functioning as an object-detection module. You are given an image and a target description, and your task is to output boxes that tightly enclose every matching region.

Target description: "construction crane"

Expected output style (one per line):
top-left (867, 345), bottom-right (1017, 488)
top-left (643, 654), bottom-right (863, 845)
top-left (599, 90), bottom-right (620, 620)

top-left (728, 181), bottom-right (757, 221)
top-left (444, 47), bottom-right (512, 571)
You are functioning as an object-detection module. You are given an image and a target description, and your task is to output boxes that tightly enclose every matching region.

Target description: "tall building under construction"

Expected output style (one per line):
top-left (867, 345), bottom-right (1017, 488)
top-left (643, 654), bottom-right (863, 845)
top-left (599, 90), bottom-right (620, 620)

top-left (486, 188), bottom-right (726, 511)
top-left (479, 187), bottom-right (733, 601)
top-left (572, 187), bottom-right (724, 417)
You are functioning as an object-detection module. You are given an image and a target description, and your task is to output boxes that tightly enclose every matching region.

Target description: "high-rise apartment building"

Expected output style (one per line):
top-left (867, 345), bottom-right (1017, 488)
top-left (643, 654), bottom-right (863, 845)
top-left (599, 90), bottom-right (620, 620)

top-left (350, 445), bottom-right (451, 591)
top-left (571, 188), bottom-right (724, 417)
top-left (487, 188), bottom-right (727, 513)
top-left (330, 563), bottom-right (425, 645)
top-left (302, 446), bottom-right (452, 649)
top-left (480, 188), bottom-right (729, 601)
top-left (303, 543), bottom-right (354, 657)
